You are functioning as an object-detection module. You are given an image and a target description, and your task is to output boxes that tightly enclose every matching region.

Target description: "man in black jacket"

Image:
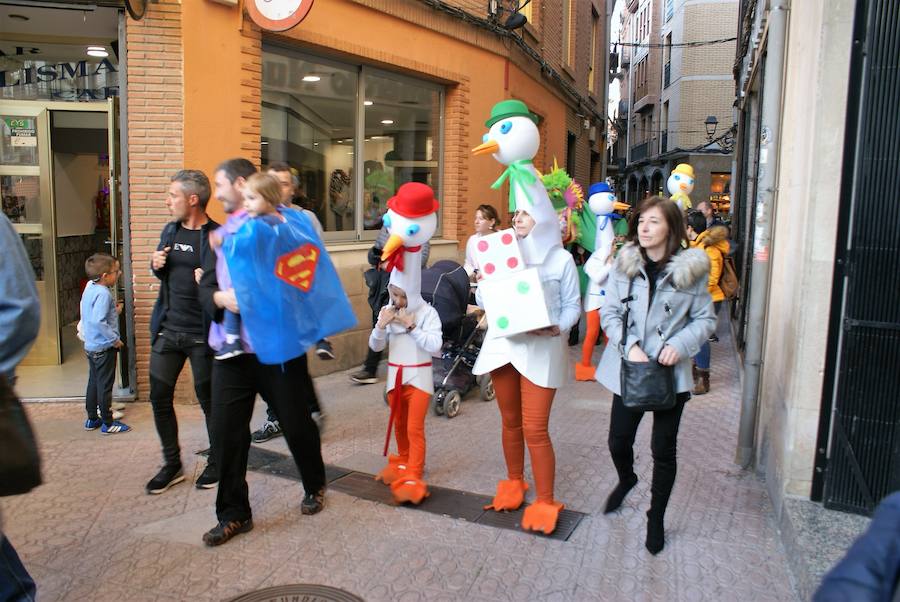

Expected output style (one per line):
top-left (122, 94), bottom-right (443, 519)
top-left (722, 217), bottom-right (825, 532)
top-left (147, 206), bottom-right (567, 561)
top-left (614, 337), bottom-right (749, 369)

top-left (146, 170), bottom-right (220, 494)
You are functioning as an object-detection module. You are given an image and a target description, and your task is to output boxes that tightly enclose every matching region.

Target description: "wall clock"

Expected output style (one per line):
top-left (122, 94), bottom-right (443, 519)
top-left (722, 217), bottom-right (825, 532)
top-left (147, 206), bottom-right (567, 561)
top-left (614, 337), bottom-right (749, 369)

top-left (246, 0), bottom-right (315, 32)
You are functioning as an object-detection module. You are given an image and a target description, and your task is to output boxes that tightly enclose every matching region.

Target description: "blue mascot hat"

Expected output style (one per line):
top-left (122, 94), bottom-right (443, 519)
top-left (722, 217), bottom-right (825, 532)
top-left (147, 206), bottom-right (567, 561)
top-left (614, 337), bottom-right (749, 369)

top-left (588, 182), bottom-right (613, 197)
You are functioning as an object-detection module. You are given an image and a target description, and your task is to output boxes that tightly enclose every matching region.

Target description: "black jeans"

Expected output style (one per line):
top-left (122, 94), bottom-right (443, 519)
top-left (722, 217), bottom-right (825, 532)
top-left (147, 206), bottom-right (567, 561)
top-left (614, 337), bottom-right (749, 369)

top-left (264, 368), bottom-right (320, 424)
top-left (363, 347), bottom-right (382, 375)
top-left (211, 353), bottom-right (326, 523)
top-left (149, 329), bottom-right (213, 468)
top-left (85, 348), bottom-right (117, 424)
top-left (608, 393), bottom-right (688, 516)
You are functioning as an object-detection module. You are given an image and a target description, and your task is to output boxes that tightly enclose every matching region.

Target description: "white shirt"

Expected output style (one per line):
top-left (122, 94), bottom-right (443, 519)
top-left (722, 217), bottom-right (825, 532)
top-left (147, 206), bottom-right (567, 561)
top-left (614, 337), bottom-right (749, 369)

top-left (473, 245), bottom-right (581, 389)
top-left (369, 303), bottom-right (442, 393)
top-left (464, 233), bottom-right (484, 276)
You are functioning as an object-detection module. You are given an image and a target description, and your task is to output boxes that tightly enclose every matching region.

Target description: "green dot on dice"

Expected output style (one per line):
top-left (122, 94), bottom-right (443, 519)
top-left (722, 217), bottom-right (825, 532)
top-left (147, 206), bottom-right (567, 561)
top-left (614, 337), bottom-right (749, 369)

top-left (517, 281), bottom-right (530, 294)
top-left (497, 316), bottom-right (509, 329)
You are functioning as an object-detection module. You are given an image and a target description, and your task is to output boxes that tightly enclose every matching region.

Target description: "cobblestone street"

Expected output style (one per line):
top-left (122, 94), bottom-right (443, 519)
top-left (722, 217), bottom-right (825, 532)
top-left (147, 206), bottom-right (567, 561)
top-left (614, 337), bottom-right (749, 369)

top-left (2, 323), bottom-right (799, 601)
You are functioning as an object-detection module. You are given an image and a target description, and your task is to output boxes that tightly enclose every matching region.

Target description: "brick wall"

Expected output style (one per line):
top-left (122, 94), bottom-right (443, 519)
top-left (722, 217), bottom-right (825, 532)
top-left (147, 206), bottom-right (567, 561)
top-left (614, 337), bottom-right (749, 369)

top-left (126, 0), bottom-right (184, 400)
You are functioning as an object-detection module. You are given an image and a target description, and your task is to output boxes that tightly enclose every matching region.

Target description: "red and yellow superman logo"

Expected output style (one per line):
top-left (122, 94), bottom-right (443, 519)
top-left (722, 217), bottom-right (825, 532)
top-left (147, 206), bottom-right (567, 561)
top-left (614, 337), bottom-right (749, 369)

top-left (275, 243), bottom-right (319, 292)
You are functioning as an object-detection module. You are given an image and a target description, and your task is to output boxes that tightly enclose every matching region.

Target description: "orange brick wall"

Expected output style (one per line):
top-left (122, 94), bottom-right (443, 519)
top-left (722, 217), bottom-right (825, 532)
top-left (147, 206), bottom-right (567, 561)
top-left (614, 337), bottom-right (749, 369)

top-left (126, 0), bottom-right (184, 399)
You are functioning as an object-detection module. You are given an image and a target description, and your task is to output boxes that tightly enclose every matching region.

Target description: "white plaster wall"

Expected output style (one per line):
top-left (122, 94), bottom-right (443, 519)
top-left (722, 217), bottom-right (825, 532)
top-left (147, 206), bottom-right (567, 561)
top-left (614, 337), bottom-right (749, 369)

top-left (755, 0), bottom-right (854, 501)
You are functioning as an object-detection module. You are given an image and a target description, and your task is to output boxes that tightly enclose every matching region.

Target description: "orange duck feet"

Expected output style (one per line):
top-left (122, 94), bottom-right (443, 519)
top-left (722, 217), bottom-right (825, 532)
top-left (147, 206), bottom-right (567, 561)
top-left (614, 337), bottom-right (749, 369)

top-left (483, 479), bottom-right (529, 512)
top-left (574, 363), bottom-right (597, 381)
top-left (521, 500), bottom-right (565, 534)
top-left (374, 455), bottom-right (407, 485)
top-left (390, 477), bottom-right (429, 505)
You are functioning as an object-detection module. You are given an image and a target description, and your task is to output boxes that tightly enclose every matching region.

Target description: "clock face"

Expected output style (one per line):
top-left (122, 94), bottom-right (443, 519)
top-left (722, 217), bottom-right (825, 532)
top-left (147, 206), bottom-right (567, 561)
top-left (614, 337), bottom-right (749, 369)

top-left (248, 0), bottom-right (314, 32)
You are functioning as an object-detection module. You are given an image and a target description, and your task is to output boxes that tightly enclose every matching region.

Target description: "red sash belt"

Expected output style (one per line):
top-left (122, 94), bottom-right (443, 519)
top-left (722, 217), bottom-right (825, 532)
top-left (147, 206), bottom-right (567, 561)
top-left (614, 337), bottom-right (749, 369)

top-left (383, 360), bottom-right (432, 456)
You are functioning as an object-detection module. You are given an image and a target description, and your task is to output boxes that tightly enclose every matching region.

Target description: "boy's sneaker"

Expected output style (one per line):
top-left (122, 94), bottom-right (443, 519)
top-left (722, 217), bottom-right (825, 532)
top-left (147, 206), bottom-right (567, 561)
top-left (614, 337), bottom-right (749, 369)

top-left (112, 410), bottom-right (124, 420)
top-left (112, 402), bottom-right (127, 411)
top-left (350, 369), bottom-right (377, 385)
top-left (84, 418), bottom-right (102, 431)
top-left (202, 518), bottom-right (253, 547)
top-left (251, 420), bottom-right (282, 443)
top-left (101, 421), bottom-right (131, 435)
top-left (146, 464), bottom-right (185, 494)
top-left (301, 489), bottom-right (325, 515)
top-left (195, 463), bottom-right (218, 489)
top-left (311, 411), bottom-right (325, 433)
top-left (315, 340), bottom-right (335, 360)
top-left (215, 340), bottom-right (245, 361)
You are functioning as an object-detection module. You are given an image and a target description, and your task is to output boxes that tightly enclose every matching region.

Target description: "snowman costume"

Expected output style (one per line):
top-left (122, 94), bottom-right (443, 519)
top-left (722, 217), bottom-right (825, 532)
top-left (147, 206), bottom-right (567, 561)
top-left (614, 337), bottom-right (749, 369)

top-left (471, 100), bottom-right (581, 535)
top-left (368, 183), bottom-right (443, 505)
top-left (575, 183), bottom-right (629, 381)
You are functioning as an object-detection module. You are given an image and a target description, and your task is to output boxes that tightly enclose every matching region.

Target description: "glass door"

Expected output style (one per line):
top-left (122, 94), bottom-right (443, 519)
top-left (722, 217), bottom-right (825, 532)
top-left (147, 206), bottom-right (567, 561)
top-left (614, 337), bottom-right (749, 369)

top-left (0, 102), bottom-right (59, 365)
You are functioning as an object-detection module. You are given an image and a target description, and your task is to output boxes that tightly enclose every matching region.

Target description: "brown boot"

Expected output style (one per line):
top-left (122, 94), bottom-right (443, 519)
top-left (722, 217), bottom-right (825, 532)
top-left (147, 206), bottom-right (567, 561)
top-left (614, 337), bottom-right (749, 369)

top-left (693, 369), bottom-right (710, 395)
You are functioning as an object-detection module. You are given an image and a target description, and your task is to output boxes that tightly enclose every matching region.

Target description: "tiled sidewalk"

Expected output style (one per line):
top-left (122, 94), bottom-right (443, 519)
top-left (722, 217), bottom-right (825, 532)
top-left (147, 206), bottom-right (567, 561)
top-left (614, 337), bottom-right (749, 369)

top-left (2, 323), bottom-right (798, 601)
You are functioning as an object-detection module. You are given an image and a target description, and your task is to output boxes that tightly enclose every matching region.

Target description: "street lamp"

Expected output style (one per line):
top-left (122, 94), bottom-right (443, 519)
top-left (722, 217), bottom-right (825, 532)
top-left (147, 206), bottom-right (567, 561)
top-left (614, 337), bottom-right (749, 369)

top-left (704, 115), bottom-right (718, 142)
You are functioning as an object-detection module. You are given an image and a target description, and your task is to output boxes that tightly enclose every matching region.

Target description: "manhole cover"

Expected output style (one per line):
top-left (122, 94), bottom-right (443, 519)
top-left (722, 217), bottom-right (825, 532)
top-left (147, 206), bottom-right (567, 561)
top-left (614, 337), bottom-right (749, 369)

top-left (227, 584), bottom-right (364, 602)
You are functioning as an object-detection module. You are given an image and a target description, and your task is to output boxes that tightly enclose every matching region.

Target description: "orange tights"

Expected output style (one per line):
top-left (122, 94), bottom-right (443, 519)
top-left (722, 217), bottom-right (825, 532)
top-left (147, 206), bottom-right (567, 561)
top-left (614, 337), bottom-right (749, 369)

top-left (490, 363), bottom-right (557, 503)
top-left (390, 385), bottom-right (431, 479)
top-left (581, 310), bottom-right (601, 366)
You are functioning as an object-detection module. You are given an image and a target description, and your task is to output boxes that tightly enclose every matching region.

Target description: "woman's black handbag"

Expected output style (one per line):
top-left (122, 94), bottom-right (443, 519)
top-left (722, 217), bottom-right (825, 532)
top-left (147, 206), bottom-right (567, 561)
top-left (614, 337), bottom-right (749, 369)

top-left (0, 375), bottom-right (42, 497)
top-left (619, 278), bottom-right (677, 412)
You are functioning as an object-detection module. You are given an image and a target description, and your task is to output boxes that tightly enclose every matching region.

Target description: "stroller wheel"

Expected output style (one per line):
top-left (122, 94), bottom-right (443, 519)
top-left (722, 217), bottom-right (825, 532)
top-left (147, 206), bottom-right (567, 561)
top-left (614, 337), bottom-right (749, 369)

top-left (479, 375), bottom-right (496, 401)
top-left (432, 390), bottom-right (445, 416)
top-left (444, 390), bottom-right (462, 419)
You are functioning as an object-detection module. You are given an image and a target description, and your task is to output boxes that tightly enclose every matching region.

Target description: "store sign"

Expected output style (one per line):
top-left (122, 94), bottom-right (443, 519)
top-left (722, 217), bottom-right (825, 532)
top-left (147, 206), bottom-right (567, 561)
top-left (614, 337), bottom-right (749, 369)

top-left (0, 45), bottom-right (118, 101)
top-left (4, 117), bottom-right (37, 147)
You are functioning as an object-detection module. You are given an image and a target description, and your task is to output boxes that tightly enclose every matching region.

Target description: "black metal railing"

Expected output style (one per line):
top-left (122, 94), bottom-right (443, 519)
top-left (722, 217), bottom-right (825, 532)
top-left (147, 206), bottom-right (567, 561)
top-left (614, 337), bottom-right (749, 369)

top-left (631, 142), bottom-right (649, 162)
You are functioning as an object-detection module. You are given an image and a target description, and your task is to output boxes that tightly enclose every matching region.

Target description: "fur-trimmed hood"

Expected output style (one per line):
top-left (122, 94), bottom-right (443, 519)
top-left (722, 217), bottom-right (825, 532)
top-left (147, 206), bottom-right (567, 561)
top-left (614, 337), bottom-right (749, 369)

top-left (696, 225), bottom-right (730, 254)
top-left (614, 242), bottom-right (710, 290)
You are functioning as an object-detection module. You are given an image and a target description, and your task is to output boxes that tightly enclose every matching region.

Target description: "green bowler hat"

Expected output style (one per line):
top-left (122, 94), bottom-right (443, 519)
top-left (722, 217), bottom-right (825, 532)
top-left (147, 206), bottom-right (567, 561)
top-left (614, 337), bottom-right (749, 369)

top-left (485, 99), bottom-right (539, 128)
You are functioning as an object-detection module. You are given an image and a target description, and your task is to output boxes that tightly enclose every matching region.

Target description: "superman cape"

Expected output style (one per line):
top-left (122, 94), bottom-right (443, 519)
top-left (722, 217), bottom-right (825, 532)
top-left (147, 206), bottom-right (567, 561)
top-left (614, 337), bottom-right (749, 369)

top-left (223, 208), bottom-right (357, 365)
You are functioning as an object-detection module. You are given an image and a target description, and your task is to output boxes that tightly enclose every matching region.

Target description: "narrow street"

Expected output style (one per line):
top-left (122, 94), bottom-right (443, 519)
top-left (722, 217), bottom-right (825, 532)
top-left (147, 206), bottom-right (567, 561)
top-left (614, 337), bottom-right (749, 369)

top-left (2, 320), bottom-right (798, 601)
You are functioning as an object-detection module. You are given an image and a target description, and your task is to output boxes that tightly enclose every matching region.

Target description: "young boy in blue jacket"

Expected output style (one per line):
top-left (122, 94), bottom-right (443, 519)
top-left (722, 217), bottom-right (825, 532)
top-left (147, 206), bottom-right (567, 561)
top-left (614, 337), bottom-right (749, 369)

top-left (80, 253), bottom-right (130, 434)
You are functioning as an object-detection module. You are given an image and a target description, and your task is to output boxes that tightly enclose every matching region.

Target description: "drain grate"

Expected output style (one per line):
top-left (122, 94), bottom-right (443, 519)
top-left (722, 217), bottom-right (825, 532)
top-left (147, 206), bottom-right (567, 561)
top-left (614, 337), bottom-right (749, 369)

top-left (242, 447), bottom-right (586, 541)
top-left (227, 584), bottom-right (364, 602)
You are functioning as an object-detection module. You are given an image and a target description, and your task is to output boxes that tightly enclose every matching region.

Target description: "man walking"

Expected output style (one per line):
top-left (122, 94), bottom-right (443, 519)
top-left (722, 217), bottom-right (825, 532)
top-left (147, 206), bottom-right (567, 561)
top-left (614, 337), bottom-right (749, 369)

top-left (198, 158), bottom-right (326, 546)
top-left (146, 170), bottom-right (220, 494)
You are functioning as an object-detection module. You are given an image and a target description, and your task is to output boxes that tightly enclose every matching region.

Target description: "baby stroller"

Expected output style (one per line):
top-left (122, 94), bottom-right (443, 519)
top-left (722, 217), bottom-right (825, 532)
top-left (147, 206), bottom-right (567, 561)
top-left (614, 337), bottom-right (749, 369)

top-left (422, 260), bottom-right (495, 418)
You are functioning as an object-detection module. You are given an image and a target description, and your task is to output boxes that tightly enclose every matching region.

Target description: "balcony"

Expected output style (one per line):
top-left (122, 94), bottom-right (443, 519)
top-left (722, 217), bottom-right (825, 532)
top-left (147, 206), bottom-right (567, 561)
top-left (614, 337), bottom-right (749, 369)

top-left (664, 62), bottom-right (671, 88)
top-left (631, 141), bottom-right (649, 162)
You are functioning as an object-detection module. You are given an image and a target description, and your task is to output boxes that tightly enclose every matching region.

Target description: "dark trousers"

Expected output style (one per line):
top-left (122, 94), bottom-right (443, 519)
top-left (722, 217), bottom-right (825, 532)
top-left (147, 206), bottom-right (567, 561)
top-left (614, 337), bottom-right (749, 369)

top-left (264, 367), bottom-right (320, 424)
top-left (0, 534), bottom-right (35, 602)
top-left (211, 353), bottom-right (326, 523)
top-left (85, 348), bottom-right (117, 424)
top-left (363, 346), bottom-right (382, 375)
top-left (149, 330), bottom-right (213, 468)
top-left (608, 394), bottom-right (687, 516)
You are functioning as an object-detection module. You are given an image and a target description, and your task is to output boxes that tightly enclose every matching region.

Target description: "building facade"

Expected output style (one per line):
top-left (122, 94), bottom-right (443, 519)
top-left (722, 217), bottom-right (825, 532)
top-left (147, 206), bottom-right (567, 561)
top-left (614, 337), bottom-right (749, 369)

top-left (615, 0), bottom-right (736, 209)
top-left (2, 0), bottom-right (609, 402)
top-left (731, 0), bottom-right (899, 595)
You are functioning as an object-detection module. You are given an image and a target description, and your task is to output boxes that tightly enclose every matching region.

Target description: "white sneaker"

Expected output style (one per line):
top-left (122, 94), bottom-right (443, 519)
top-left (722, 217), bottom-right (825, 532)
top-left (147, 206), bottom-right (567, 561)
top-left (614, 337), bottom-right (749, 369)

top-left (112, 410), bottom-right (124, 420)
top-left (112, 402), bottom-right (126, 411)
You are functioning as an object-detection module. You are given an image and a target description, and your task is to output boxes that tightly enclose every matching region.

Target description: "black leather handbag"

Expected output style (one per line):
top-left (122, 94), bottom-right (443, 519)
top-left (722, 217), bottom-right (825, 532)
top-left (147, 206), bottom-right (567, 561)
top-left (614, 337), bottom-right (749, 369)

top-left (0, 375), bottom-right (42, 497)
top-left (619, 278), bottom-right (677, 412)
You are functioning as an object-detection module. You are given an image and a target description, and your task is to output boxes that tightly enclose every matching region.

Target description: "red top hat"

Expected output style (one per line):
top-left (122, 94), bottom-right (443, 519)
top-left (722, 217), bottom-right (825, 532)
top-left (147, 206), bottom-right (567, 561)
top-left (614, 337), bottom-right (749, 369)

top-left (386, 182), bottom-right (440, 218)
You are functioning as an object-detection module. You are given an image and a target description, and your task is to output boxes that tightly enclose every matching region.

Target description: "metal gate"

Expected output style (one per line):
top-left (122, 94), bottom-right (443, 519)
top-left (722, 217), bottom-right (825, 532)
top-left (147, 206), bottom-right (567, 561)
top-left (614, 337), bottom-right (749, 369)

top-left (813, 0), bottom-right (900, 515)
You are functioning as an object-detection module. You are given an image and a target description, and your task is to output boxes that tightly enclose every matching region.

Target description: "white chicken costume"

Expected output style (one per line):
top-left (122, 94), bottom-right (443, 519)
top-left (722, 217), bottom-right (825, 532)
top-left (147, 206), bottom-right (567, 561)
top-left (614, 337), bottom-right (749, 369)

top-left (667, 163), bottom-right (695, 211)
top-left (369, 182), bottom-right (443, 505)
top-left (575, 182), bottom-right (629, 381)
top-left (471, 99), bottom-right (582, 535)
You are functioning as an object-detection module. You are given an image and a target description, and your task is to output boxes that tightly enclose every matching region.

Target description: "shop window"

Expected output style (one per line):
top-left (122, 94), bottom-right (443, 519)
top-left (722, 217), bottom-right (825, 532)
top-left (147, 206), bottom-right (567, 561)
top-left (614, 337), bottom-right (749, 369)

top-left (710, 172), bottom-right (731, 212)
top-left (261, 47), bottom-right (443, 241)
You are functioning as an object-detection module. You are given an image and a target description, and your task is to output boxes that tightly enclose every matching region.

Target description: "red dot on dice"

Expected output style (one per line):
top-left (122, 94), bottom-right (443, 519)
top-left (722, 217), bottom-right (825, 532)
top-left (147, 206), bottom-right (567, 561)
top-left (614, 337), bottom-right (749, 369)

top-left (484, 263), bottom-right (495, 274)
top-left (477, 240), bottom-right (489, 252)
top-left (501, 233), bottom-right (513, 245)
top-left (507, 257), bottom-right (518, 269)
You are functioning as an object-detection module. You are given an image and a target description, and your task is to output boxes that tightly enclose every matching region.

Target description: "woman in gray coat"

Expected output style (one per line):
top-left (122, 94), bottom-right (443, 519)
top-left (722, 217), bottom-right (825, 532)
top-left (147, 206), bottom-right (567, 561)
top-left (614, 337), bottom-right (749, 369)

top-left (595, 196), bottom-right (716, 554)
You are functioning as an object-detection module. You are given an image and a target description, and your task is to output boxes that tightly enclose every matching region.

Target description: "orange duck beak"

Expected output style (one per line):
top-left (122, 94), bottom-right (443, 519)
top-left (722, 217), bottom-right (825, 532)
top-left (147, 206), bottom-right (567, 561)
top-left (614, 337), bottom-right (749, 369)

top-left (472, 139), bottom-right (500, 156)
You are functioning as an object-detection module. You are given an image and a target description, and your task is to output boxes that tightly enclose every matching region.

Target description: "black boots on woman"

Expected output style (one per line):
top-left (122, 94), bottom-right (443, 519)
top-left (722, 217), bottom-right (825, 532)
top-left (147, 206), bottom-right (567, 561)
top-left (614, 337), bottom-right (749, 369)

top-left (603, 475), bottom-right (638, 514)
